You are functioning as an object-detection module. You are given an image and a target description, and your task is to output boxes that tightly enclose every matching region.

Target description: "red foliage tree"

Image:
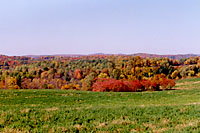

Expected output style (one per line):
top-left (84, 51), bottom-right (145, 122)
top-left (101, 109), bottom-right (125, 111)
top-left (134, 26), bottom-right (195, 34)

top-left (159, 78), bottom-right (176, 89)
top-left (74, 69), bottom-right (82, 80)
top-left (141, 80), bottom-right (159, 91)
top-left (92, 78), bottom-right (142, 92)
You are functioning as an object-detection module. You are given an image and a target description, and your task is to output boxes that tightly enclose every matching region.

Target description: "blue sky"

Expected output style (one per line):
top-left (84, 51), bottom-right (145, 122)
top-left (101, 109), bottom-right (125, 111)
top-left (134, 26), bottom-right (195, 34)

top-left (0, 0), bottom-right (200, 56)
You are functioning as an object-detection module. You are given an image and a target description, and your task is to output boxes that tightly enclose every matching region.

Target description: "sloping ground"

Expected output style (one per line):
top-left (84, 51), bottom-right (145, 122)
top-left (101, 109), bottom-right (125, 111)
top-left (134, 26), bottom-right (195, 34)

top-left (0, 79), bottom-right (200, 132)
top-left (175, 77), bottom-right (200, 90)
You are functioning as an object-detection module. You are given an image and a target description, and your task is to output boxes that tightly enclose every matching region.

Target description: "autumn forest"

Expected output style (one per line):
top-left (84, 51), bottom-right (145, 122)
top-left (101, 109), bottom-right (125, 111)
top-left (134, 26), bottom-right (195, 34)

top-left (0, 54), bottom-right (199, 92)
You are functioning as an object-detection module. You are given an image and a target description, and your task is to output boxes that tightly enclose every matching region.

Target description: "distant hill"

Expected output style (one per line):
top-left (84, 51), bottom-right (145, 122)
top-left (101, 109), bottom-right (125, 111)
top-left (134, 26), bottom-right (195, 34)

top-left (131, 53), bottom-right (199, 59)
top-left (2, 53), bottom-right (199, 60)
top-left (24, 54), bottom-right (85, 59)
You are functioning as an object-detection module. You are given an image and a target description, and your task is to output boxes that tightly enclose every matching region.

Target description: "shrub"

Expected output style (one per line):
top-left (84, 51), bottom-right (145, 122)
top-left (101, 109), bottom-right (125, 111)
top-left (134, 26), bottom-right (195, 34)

top-left (141, 80), bottom-right (159, 91)
top-left (61, 84), bottom-right (80, 90)
top-left (92, 78), bottom-right (142, 92)
top-left (92, 78), bottom-right (175, 92)
top-left (124, 80), bottom-right (142, 92)
top-left (159, 78), bottom-right (176, 89)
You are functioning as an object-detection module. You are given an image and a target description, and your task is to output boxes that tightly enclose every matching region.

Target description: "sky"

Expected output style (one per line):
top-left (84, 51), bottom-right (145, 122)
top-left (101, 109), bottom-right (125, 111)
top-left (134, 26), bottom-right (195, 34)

top-left (0, 0), bottom-right (200, 56)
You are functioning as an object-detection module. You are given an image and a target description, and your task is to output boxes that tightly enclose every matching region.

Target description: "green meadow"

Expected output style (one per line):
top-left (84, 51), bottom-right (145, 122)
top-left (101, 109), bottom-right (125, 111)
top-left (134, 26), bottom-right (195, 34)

top-left (0, 78), bottom-right (200, 132)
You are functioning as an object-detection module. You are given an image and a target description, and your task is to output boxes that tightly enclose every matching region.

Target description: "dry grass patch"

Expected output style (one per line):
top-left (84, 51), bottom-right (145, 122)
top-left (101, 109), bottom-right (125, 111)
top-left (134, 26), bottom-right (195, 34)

top-left (96, 123), bottom-right (107, 128)
top-left (2, 127), bottom-right (29, 133)
top-left (175, 120), bottom-right (200, 130)
top-left (71, 124), bottom-right (88, 131)
top-left (45, 107), bottom-right (59, 111)
top-left (184, 102), bottom-right (200, 106)
top-left (20, 108), bottom-right (31, 114)
top-left (143, 123), bottom-right (157, 130)
top-left (152, 128), bottom-right (169, 133)
top-left (143, 123), bottom-right (170, 133)
top-left (111, 119), bottom-right (134, 125)
top-left (95, 119), bottom-right (135, 129)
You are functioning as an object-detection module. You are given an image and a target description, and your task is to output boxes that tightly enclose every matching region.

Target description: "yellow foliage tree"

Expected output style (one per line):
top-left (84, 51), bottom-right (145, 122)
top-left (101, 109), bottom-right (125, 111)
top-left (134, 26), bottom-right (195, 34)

top-left (6, 77), bottom-right (20, 89)
top-left (171, 70), bottom-right (179, 79)
top-left (98, 73), bottom-right (109, 78)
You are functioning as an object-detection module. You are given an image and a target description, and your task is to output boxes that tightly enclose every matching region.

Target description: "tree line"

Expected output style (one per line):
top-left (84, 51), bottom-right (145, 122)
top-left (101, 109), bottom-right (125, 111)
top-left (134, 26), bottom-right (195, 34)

top-left (0, 55), bottom-right (200, 91)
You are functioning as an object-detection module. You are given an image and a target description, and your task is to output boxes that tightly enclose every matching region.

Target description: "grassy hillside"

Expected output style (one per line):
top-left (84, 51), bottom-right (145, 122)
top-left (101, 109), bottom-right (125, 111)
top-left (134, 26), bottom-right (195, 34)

top-left (0, 78), bottom-right (200, 132)
top-left (175, 77), bottom-right (200, 90)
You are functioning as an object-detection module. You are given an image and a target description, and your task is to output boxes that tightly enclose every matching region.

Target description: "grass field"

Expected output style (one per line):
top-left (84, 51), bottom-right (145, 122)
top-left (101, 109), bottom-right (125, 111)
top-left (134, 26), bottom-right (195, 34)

top-left (0, 78), bottom-right (200, 132)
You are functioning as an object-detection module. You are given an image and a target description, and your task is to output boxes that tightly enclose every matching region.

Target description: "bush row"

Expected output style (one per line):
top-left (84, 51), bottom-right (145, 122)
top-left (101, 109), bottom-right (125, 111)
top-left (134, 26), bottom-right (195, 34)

top-left (92, 78), bottom-right (175, 92)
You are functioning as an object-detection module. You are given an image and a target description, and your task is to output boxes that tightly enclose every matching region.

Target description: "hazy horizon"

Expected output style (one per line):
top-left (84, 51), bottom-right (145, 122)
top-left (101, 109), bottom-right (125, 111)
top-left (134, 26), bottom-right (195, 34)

top-left (0, 0), bottom-right (200, 56)
top-left (2, 52), bottom-right (199, 57)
